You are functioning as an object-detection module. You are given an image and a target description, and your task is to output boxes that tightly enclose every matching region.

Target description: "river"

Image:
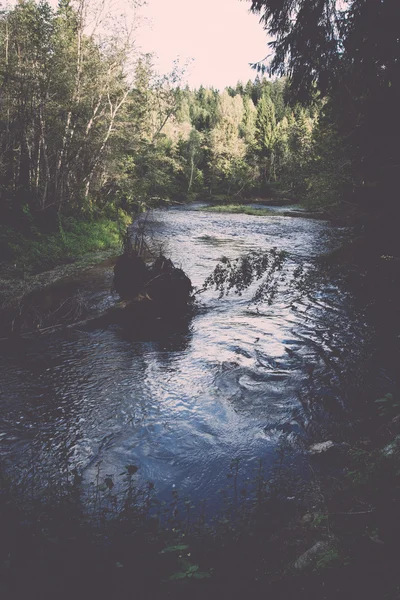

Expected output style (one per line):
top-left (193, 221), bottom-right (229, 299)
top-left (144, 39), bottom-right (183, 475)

top-left (0, 206), bottom-right (372, 506)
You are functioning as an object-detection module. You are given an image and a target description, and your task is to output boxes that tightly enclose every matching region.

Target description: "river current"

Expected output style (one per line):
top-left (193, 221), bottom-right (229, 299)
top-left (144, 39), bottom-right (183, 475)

top-left (0, 207), bottom-right (371, 503)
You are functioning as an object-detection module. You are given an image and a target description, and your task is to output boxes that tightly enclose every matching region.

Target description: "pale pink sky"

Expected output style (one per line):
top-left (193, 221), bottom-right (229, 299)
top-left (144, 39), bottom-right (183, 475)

top-left (136, 0), bottom-right (270, 89)
top-left (4, 0), bottom-right (270, 88)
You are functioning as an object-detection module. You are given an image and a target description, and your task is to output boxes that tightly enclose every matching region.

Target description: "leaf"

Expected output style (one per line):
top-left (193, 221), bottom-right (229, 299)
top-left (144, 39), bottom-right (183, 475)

top-left (169, 572), bottom-right (187, 580)
top-left (187, 565), bottom-right (199, 573)
top-left (193, 571), bottom-right (211, 579)
top-left (161, 544), bottom-right (189, 553)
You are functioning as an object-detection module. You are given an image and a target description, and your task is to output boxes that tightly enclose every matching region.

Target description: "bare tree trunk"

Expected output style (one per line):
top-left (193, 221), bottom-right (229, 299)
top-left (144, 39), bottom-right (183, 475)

top-left (56, 0), bottom-right (85, 209)
top-left (5, 21), bottom-right (9, 64)
top-left (84, 89), bottom-right (129, 201)
top-left (72, 93), bottom-right (105, 167)
top-left (187, 152), bottom-right (194, 193)
top-left (35, 142), bottom-right (41, 193)
top-left (39, 106), bottom-right (50, 210)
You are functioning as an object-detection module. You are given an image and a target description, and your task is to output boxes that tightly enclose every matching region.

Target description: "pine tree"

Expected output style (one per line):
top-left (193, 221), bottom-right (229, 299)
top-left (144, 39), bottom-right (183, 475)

top-left (255, 92), bottom-right (276, 181)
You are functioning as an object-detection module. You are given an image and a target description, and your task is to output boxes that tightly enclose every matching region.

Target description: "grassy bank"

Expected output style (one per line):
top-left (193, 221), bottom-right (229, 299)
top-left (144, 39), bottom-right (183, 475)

top-left (0, 214), bottom-right (130, 276)
top-left (199, 204), bottom-right (274, 217)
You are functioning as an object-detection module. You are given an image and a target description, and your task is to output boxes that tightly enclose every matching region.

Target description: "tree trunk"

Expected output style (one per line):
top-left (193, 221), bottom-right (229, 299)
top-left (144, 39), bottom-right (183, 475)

top-left (187, 152), bottom-right (194, 193)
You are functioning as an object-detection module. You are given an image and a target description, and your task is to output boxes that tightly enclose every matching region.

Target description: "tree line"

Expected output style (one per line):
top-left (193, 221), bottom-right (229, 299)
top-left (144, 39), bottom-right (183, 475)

top-left (3, 0), bottom-right (394, 242)
top-left (249, 0), bottom-right (400, 220)
top-left (0, 0), bottom-right (324, 238)
top-left (121, 75), bottom-right (318, 205)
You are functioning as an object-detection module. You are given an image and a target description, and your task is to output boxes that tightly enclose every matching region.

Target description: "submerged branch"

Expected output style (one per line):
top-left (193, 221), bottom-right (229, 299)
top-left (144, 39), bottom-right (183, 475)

top-left (203, 247), bottom-right (287, 301)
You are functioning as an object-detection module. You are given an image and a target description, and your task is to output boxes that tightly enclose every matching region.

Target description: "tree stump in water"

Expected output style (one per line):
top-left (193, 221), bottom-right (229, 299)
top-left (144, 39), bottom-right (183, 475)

top-left (113, 253), bottom-right (148, 301)
top-left (146, 257), bottom-right (193, 315)
top-left (113, 252), bottom-right (193, 316)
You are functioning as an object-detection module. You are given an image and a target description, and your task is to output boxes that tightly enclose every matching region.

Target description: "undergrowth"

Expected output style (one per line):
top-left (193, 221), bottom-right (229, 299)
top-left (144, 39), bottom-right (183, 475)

top-left (0, 450), bottom-right (312, 600)
top-left (2, 428), bottom-right (400, 600)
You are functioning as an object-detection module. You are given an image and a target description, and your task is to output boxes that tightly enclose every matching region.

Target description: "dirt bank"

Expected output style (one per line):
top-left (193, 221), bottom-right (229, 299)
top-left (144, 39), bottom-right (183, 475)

top-left (0, 250), bottom-right (118, 337)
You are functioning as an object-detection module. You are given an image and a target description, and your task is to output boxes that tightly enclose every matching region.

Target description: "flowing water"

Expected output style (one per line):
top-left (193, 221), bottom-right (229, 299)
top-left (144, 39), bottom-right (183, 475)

top-left (0, 207), bottom-right (371, 504)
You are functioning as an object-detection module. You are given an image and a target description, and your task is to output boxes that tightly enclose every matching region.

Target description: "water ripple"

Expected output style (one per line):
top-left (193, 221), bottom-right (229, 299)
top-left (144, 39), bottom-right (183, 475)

top-left (0, 207), bottom-right (369, 501)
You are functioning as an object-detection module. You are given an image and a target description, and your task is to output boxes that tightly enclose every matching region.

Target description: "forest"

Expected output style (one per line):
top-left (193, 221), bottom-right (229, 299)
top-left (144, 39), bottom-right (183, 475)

top-left (1, 1), bottom-right (400, 599)
top-left (1, 0), bottom-right (398, 270)
top-left (0, 0), bottom-right (350, 271)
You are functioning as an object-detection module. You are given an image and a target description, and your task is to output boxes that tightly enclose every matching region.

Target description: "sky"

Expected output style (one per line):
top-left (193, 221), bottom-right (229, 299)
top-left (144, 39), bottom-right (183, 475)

top-left (3, 0), bottom-right (271, 89)
top-left (136, 0), bottom-right (271, 90)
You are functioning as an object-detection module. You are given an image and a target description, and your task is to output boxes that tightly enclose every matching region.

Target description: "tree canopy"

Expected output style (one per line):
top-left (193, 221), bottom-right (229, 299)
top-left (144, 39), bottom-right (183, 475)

top-left (0, 0), bottom-right (316, 233)
top-left (250, 0), bottom-right (400, 209)
top-left (250, 0), bottom-right (400, 100)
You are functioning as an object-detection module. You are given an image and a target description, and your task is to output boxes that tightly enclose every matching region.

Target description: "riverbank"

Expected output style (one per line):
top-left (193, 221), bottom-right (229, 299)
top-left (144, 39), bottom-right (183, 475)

top-left (0, 202), bottom-right (316, 337)
top-left (0, 215), bottom-right (128, 274)
top-left (0, 252), bottom-right (120, 338)
top-left (0, 212), bottom-right (133, 336)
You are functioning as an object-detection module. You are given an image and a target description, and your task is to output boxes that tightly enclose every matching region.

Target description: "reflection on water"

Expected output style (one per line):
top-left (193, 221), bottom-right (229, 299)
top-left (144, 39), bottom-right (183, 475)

top-left (0, 207), bottom-right (371, 502)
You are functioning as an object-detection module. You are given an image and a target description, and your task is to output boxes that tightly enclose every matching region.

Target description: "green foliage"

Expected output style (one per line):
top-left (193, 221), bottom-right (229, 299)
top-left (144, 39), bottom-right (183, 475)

top-left (0, 0), bottom-right (362, 266)
top-left (0, 0), bottom-right (323, 236)
top-left (375, 393), bottom-right (400, 418)
top-left (316, 548), bottom-right (340, 571)
top-left (0, 0), bottom-right (133, 219)
top-left (311, 513), bottom-right (328, 528)
top-left (255, 93), bottom-right (276, 157)
top-left (250, 0), bottom-right (400, 209)
top-left (116, 74), bottom-right (321, 204)
top-left (169, 560), bottom-right (211, 581)
top-left (0, 216), bottom-right (126, 272)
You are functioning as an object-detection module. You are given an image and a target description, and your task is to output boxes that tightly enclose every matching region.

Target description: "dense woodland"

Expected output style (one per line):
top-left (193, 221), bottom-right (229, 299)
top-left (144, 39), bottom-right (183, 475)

top-left (0, 0), bottom-right (319, 227)
top-left (1, 0), bottom-right (399, 268)
top-left (0, 0), bottom-right (399, 237)
top-left (0, 0), bottom-right (358, 269)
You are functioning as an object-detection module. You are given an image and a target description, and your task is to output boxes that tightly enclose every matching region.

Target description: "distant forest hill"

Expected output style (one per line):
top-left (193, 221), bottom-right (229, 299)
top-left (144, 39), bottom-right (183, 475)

top-left (128, 75), bottom-right (320, 205)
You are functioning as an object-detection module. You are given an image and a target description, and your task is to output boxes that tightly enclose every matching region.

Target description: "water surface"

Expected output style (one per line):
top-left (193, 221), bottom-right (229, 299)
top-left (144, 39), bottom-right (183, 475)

top-left (0, 207), bottom-right (369, 502)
